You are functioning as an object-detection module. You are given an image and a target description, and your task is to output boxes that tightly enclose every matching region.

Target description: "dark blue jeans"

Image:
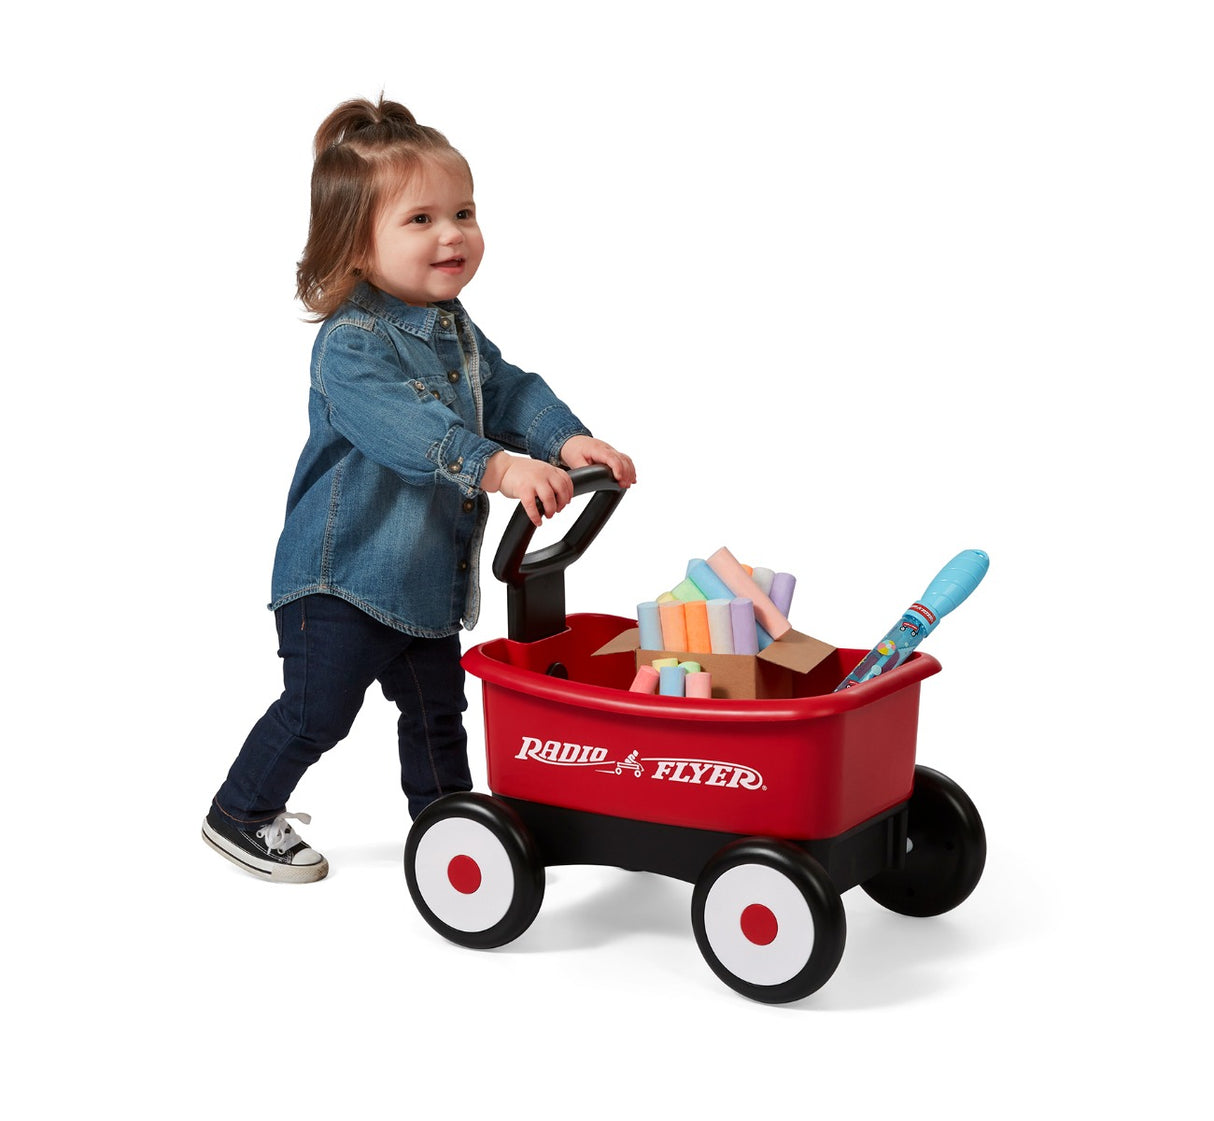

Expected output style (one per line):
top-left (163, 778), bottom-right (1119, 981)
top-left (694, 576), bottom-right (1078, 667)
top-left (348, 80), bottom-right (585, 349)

top-left (212, 594), bottom-right (472, 828)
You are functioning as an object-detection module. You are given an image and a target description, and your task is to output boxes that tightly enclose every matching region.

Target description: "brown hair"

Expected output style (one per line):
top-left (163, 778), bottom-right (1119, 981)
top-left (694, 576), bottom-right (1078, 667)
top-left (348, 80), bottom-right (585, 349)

top-left (296, 96), bottom-right (472, 319)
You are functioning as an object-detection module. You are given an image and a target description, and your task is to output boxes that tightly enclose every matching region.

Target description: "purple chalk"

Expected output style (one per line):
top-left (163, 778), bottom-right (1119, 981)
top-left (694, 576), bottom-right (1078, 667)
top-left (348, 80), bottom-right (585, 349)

top-left (770, 572), bottom-right (796, 618)
top-left (730, 598), bottom-right (759, 655)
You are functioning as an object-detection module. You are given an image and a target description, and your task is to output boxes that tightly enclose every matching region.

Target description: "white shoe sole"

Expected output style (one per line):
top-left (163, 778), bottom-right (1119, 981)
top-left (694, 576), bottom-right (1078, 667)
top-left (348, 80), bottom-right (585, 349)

top-left (202, 820), bottom-right (329, 884)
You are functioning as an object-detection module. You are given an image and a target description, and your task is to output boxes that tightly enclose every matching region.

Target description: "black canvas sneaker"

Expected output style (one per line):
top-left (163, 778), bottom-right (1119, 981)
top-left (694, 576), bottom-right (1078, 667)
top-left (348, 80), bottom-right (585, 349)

top-left (202, 806), bottom-right (329, 883)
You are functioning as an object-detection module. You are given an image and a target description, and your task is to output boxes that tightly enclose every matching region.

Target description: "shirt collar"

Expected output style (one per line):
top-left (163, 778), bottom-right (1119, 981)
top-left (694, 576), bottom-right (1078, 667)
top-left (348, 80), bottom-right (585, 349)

top-left (347, 281), bottom-right (464, 339)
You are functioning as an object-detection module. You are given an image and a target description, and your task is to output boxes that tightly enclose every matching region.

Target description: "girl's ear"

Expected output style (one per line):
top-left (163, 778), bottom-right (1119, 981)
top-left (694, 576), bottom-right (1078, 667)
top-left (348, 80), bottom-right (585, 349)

top-left (352, 241), bottom-right (375, 278)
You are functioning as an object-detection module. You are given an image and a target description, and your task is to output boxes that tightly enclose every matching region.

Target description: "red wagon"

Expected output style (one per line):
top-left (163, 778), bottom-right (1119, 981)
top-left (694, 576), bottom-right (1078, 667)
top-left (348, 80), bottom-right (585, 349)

top-left (405, 468), bottom-right (986, 1003)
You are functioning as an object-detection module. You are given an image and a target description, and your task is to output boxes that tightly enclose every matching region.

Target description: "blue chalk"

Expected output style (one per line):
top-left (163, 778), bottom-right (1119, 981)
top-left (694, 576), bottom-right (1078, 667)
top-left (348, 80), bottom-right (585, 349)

top-left (637, 601), bottom-right (663, 650)
top-left (687, 559), bottom-right (733, 601)
top-left (659, 665), bottom-right (687, 696)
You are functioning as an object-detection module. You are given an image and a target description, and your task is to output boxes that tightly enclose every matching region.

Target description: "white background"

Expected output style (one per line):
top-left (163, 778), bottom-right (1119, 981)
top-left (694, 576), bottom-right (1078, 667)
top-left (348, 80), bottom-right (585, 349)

top-left (5, 1), bottom-right (1210, 1116)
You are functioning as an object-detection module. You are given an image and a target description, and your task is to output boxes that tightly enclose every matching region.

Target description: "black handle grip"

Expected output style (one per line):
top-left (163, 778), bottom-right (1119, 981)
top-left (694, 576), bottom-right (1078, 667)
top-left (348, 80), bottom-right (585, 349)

top-left (492, 464), bottom-right (625, 643)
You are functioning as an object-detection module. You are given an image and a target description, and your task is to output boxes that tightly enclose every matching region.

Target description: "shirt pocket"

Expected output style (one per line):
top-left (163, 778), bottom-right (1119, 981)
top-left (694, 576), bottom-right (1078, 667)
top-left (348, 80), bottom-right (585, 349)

top-left (408, 372), bottom-right (461, 410)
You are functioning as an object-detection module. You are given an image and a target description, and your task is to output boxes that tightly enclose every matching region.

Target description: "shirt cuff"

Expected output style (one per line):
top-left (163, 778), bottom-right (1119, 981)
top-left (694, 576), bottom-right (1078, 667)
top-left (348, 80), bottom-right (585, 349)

top-left (430, 428), bottom-right (506, 498)
top-left (527, 405), bottom-right (592, 466)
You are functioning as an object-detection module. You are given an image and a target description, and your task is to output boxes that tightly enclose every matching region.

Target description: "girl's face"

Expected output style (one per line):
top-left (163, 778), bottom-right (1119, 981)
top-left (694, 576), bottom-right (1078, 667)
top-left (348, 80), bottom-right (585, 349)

top-left (366, 158), bottom-right (484, 306)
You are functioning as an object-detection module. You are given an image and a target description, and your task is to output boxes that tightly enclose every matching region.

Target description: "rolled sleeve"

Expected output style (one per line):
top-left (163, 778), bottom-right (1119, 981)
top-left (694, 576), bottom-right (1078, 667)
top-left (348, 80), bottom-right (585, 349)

top-left (430, 424), bottom-right (506, 497)
top-left (473, 325), bottom-right (591, 465)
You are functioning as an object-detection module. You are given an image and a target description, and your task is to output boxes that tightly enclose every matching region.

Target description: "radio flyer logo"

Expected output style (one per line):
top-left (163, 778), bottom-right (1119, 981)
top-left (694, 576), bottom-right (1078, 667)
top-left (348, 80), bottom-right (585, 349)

top-left (514, 736), bottom-right (765, 790)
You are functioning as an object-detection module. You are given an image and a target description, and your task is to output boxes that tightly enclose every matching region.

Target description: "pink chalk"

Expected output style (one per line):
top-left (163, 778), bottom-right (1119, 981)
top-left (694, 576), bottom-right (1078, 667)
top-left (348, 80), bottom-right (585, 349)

top-left (685, 671), bottom-right (713, 699)
top-left (629, 665), bottom-right (660, 693)
top-left (707, 547), bottom-right (791, 639)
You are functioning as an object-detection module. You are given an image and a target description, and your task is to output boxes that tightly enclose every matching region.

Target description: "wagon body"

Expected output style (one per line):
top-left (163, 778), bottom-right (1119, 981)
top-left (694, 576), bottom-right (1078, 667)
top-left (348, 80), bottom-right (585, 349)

top-left (406, 468), bottom-right (985, 1004)
top-left (463, 612), bottom-right (941, 841)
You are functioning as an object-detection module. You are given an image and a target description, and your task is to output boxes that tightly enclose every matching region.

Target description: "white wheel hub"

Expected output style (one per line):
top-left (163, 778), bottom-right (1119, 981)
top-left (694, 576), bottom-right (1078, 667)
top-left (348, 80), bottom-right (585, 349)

top-left (413, 817), bottom-right (515, 932)
top-left (702, 863), bottom-right (815, 986)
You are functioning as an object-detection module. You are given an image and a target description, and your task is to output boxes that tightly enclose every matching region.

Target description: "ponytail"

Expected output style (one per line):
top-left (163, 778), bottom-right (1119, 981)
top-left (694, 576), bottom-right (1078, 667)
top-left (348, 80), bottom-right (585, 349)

top-left (313, 97), bottom-right (424, 155)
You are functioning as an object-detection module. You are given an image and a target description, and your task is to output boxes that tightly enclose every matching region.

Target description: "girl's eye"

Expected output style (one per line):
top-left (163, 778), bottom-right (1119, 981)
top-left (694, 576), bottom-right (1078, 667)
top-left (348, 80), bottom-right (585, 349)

top-left (456, 209), bottom-right (474, 220)
top-left (410, 214), bottom-right (431, 225)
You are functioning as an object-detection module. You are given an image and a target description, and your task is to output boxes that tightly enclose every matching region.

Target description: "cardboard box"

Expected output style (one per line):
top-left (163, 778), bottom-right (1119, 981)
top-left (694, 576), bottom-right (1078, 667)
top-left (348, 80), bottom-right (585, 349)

top-left (593, 627), bottom-right (838, 700)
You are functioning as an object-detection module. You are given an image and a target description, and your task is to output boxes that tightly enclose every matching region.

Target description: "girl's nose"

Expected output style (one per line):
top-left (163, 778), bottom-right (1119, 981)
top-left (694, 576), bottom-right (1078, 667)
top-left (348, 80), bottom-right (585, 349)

top-left (439, 220), bottom-right (465, 245)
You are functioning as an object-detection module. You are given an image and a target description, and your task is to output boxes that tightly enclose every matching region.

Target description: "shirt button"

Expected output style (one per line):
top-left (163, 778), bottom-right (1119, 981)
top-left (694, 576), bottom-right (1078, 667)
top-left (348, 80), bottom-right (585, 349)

top-left (431, 389), bottom-right (440, 398)
top-left (449, 457), bottom-right (463, 471)
top-left (439, 317), bottom-right (452, 330)
top-left (458, 560), bottom-right (469, 572)
top-left (462, 499), bottom-right (475, 513)
top-left (447, 370), bottom-right (460, 383)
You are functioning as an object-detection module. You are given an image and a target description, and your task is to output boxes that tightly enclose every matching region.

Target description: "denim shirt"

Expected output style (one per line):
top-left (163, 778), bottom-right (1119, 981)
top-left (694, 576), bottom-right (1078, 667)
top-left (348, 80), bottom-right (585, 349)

top-left (270, 283), bottom-right (591, 637)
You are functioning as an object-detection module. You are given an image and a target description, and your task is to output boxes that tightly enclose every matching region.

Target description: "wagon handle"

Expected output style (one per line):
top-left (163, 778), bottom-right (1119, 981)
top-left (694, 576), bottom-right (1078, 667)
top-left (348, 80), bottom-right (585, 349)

top-left (492, 464), bottom-right (626, 643)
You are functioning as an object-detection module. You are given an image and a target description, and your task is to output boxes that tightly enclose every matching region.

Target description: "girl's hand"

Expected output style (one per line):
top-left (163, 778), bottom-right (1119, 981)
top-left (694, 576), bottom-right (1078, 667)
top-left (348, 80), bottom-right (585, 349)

top-left (482, 452), bottom-right (575, 526)
top-left (559, 436), bottom-right (637, 488)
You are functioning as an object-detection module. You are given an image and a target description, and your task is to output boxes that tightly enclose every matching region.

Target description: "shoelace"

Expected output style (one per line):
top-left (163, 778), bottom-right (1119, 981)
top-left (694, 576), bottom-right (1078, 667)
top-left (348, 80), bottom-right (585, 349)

top-left (257, 811), bottom-right (312, 854)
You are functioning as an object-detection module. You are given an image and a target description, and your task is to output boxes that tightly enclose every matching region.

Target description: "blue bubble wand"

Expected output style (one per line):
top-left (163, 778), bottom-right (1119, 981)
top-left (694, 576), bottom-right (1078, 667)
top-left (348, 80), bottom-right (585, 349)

top-left (835, 549), bottom-right (990, 691)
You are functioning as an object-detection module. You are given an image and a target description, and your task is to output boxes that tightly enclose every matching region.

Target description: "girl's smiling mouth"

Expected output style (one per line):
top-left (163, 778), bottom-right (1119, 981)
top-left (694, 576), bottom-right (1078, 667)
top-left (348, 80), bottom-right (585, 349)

top-left (432, 257), bottom-right (466, 272)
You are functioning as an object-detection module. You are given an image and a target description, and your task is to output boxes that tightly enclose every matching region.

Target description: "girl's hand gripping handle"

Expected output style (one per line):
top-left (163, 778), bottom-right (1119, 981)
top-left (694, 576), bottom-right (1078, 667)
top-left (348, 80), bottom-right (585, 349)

top-left (493, 465), bottom-right (625, 644)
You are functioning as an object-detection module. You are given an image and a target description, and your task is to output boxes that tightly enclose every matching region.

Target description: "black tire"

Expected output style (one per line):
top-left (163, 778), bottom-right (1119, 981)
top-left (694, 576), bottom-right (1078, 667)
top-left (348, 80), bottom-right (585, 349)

top-left (862, 765), bottom-right (986, 917)
top-left (691, 838), bottom-right (846, 1004)
top-left (404, 793), bottom-right (545, 949)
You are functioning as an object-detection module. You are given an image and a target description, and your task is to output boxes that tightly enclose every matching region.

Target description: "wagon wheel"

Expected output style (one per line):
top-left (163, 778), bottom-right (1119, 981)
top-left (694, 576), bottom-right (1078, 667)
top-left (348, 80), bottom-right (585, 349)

top-left (691, 838), bottom-right (846, 1004)
top-left (404, 793), bottom-right (545, 949)
top-left (861, 765), bottom-right (986, 918)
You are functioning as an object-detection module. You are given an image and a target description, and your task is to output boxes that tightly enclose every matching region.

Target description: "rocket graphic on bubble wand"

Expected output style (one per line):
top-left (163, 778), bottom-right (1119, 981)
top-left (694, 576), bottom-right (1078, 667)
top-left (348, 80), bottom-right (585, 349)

top-left (835, 549), bottom-right (989, 691)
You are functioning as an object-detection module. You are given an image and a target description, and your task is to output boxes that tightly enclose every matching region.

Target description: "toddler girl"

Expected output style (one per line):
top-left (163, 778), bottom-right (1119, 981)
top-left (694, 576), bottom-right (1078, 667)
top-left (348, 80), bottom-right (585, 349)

top-left (202, 96), bottom-right (635, 882)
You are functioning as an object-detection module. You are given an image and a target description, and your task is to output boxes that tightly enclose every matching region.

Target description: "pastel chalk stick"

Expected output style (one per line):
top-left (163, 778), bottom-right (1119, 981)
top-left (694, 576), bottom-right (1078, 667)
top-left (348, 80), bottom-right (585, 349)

top-left (706, 599), bottom-right (734, 654)
top-left (629, 665), bottom-right (660, 693)
top-left (707, 547), bottom-right (791, 639)
top-left (686, 559), bottom-right (734, 601)
top-left (684, 599), bottom-right (712, 653)
top-left (651, 657), bottom-right (680, 669)
top-left (730, 598), bottom-right (760, 655)
top-left (769, 572), bottom-right (796, 617)
top-left (670, 576), bottom-right (707, 602)
top-left (656, 591), bottom-right (677, 604)
top-left (659, 601), bottom-right (688, 651)
top-left (685, 671), bottom-right (712, 699)
top-left (751, 567), bottom-right (774, 595)
top-left (677, 661), bottom-right (702, 674)
top-left (637, 601), bottom-right (663, 651)
top-left (659, 665), bottom-right (686, 696)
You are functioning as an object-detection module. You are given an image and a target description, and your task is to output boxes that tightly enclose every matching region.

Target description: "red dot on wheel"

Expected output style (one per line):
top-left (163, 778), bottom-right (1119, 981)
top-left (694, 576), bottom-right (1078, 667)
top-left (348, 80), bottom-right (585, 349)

top-left (447, 854), bottom-right (482, 894)
top-left (740, 903), bottom-right (778, 946)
